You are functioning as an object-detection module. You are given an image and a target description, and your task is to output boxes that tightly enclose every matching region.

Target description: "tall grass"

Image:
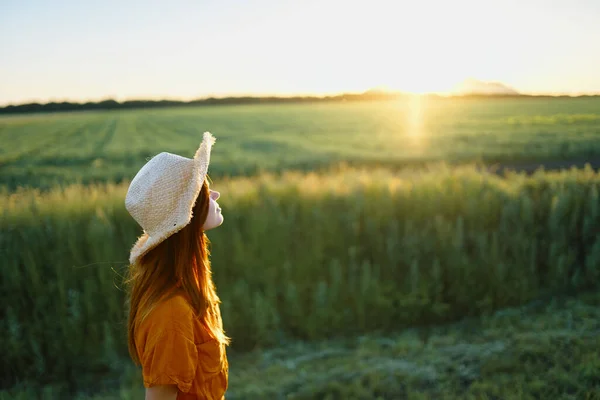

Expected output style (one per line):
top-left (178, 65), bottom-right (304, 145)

top-left (1, 163), bottom-right (600, 391)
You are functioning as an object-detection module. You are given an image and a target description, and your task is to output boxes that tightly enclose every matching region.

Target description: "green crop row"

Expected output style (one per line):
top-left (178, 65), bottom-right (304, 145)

top-left (1, 97), bottom-right (600, 191)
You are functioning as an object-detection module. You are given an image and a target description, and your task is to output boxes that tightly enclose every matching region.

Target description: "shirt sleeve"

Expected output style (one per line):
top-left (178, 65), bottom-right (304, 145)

top-left (139, 299), bottom-right (199, 393)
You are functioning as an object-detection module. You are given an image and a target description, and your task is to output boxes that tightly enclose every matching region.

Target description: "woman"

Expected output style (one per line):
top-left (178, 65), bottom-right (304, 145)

top-left (124, 132), bottom-right (230, 400)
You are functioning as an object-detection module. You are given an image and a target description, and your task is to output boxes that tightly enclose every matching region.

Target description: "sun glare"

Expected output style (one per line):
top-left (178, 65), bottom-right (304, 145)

top-left (405, 94), bottom-right (427, 154)
top-left (407, 95), bottom-right (423, 135)
top-left (386, 76), bottom-right (459, 95)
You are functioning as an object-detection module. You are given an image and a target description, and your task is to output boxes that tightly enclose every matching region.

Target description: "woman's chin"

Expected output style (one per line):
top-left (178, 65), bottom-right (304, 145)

top-left (203, 215), bottom-right (224, 231)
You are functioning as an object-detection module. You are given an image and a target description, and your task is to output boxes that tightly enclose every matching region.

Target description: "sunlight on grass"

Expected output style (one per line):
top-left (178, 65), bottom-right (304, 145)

top-left (406, 95), bottom-right (427, 155)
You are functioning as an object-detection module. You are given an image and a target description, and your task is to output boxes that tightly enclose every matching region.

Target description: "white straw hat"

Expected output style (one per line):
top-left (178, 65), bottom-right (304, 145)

top-left (125, 131), bottom-right (216, 266)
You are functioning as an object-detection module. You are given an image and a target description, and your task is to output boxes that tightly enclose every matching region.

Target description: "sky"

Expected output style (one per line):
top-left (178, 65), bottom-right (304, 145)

top-left (1, 0), bottom-right (600, 106)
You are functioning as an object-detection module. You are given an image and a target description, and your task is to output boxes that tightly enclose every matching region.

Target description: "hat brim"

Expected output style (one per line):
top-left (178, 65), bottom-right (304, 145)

top-left (128, 132), bottom-right (216, 266)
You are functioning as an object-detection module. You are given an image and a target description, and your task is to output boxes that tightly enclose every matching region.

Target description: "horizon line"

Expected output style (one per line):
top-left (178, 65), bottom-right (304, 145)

top-left (3, 89), bottom-right (600, 108)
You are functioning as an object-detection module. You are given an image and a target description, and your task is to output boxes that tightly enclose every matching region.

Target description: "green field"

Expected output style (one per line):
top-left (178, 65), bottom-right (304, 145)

top-left (2, 164), bottom-right (600, 398)
top-left (5, 290), bottom-right (600, 399)
top-left (3, 98), bottom-right (600, 398)
top-left (1, 96), bottom-right (600, 191)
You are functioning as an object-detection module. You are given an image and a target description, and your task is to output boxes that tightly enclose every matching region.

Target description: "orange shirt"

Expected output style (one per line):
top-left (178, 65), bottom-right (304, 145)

top-left (135, 293), bottom-right (228, 400)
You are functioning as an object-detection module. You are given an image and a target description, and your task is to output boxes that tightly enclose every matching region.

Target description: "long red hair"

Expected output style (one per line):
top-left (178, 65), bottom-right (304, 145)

top-left (125, 178), bottom-right (229, 366)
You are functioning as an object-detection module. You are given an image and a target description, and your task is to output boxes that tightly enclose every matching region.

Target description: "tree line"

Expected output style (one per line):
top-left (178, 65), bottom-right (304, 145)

top-left (1, 92), bottom-right (594, 115)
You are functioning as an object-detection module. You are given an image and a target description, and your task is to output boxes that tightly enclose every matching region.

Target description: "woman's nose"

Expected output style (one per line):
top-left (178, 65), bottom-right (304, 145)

top-left (210, 190), bottom-right (220, 200)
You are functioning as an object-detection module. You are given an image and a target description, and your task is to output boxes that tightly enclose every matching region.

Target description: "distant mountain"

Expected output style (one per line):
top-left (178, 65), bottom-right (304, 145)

top-left (453, 78), bottom-right (520, 96)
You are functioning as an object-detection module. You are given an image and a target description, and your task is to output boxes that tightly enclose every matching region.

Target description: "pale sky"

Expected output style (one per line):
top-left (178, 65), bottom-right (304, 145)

top-left (1, 0), bottom-right (599, 106)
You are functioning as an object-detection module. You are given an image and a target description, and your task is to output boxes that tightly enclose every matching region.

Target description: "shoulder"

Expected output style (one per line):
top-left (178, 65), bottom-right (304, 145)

top-left (140, 292), bottom-right (196, 337)
top-left (151, 292), bottom-right (194, 321)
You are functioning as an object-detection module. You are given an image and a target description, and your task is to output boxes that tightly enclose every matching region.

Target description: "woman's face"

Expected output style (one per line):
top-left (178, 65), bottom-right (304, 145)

top-left (203, 189), bottom-right (224, 231)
